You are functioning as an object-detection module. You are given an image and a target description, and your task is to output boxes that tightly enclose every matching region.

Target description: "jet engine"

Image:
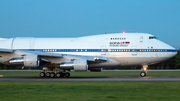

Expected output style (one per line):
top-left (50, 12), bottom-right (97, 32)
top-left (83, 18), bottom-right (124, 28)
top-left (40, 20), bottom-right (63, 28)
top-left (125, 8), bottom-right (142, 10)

top-left (9, 54), bottom-right (40, 67)
top-left (60, 59), bottom-right (88, 71)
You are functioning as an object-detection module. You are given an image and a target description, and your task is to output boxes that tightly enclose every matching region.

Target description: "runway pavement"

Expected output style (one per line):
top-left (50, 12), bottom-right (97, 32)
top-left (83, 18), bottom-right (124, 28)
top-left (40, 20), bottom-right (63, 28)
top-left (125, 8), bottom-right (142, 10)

top-left (0, 76), bottom-right (180, 81)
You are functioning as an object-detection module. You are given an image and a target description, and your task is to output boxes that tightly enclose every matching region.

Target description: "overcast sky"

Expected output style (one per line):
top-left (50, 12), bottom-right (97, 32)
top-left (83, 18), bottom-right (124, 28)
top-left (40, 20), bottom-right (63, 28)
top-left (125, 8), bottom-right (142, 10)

top-left (0, 0), bottom-right (180, 49)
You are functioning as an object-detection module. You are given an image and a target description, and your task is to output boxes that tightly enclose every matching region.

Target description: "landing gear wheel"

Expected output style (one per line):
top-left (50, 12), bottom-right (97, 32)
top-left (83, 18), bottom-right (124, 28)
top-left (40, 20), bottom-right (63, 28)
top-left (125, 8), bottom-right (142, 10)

top-left (46, 72), bottom-right (51, 77)
top-left (40, 72), bottom-right (45, 77)
top-left (50, 72), bottom-right (55, 78)
top-left (140, 72), bottom-right (146, 77)
top-left (60, 72), bottom-right (65, 77)
top-left (64, 72), bottom-right (70, 77)
top-left (56, 73), bottom-right (61, 78)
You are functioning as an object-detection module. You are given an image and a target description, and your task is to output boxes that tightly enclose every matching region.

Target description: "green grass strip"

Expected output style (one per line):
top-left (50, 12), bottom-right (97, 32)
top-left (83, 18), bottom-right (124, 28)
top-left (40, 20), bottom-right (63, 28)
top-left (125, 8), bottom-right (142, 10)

top-left (0, 82), bottom-right (180, 101)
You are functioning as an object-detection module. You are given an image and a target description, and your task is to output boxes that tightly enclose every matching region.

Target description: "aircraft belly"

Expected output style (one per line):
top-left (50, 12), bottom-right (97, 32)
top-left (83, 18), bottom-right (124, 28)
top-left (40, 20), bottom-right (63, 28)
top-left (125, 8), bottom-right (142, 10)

top-left (109, 52), bottom-right (175, 66)
top-left (109, 57), bottom-right (163, 66)
top-left (88, 58), bottom-right (120, 67)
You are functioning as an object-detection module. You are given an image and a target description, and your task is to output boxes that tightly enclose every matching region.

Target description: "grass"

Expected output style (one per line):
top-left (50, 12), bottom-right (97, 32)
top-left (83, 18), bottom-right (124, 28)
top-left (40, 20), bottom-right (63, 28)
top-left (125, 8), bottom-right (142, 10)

top-left (0, 71), bottom-right (180, 77)
top-left (0, 71), bottom-right (180, 101)
top-left (0, 82), bottom-right (180, 101)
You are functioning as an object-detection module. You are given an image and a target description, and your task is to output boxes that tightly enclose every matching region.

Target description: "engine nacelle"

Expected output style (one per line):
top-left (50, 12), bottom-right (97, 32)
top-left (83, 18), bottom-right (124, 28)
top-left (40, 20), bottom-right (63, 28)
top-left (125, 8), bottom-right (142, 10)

top-left (24, 54), bottom-right (40, 67)
top-left (9, 54), bottom-right (40, 67)
top-left (89, 68), bottom-right (102, 72)
top-left (74, 59), bottom-right (88, 71)
top-left (60, 62), bottom-right (74, 69)
top-left (60, 59), bottom-right (88, 71)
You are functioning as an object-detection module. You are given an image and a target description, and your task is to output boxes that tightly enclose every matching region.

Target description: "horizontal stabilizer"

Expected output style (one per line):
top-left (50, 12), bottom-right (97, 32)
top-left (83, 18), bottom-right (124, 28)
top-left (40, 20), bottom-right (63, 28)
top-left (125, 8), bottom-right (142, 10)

top-left (0, 48), bottom-right (13, 52)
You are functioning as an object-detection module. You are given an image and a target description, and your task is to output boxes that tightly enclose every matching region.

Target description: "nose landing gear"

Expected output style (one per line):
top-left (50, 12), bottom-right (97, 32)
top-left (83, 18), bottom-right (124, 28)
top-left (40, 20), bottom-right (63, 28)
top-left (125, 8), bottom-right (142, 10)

top-left (140, 65), bottom-right (148, 77)
top-left (140, 71), bottom-right (146, 77)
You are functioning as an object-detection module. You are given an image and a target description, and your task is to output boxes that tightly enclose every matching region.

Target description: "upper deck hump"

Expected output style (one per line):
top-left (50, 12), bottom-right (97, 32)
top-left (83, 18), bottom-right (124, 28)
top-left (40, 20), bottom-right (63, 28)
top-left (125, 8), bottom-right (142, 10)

top-left (78, 33), bottom-right (153, 40)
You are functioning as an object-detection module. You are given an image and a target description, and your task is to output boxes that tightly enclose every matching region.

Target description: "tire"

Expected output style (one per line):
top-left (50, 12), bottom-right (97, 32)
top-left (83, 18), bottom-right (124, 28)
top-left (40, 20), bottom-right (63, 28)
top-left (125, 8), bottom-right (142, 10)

top-left (39, 72), bottom-right (45, 77)
top-left (56, 73), bottom-right (61, 78)
top-left (46, 72), bottom-right (51, 77)
top-left (60, 72), bottom-right (64, 77)
top-left (64, 72), bottom-right (70, 77)
top-left (50, 72), bottom-right (55, 78)
top-left (140, 72), bottom-right (146, 77)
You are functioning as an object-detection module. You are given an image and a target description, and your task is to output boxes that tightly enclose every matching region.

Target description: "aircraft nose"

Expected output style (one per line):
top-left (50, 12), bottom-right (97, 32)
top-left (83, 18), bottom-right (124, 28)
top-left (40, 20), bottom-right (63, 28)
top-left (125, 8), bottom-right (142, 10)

top-left (161, 41), bottom-right (177, 58)
top-left (168, 46), bottom-right (177, 58)
top-left (172, 48), bottom-right (177, 57)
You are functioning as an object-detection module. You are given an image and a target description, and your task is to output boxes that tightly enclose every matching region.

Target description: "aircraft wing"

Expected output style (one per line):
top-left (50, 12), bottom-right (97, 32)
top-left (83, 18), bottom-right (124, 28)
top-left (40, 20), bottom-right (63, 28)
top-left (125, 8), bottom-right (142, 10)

top-left (15, 50), bottom-right (108, 62)
top-left (0, 48), bottom-right (107, 62)
top-left (3, 49), bottom-right (108, 68)
top-left (28, 51), bottom-right (63, 58)
top-left (28, 51), bottom-right (108, 63)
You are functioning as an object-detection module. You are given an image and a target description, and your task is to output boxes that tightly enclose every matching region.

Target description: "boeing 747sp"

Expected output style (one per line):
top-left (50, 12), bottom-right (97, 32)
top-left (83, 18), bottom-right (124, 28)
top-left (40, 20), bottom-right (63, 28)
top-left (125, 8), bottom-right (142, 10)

top-left (0, 33), bottom-right (177, 77)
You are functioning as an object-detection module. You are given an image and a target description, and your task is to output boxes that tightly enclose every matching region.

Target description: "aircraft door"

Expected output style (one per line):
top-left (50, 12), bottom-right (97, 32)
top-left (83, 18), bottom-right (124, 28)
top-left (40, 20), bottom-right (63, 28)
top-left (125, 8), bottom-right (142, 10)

top-left (140, 36), bottom-right (143, 42)
top-left (132, 45), bottom-right (137, 55)
top-left (101, 46), bottom-right (106, 56)
top-left (139, 36), bottom-right (143, 54)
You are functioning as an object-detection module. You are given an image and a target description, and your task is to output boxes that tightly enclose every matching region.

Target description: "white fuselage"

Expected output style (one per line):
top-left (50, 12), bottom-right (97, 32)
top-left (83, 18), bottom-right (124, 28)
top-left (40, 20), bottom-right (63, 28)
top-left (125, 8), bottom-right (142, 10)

top-left (0, 33), bottom-right (177, 67)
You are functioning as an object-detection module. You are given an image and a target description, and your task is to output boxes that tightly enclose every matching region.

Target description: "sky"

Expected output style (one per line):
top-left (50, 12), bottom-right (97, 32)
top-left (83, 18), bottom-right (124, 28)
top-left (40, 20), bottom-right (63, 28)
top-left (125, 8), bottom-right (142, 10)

top-left (0, 0), bottom-right (180, 49)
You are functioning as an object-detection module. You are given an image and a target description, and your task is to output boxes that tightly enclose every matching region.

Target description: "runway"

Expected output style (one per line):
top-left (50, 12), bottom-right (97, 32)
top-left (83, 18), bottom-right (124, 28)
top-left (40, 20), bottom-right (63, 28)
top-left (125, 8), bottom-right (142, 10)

top-left (0, 77), bottom-right (180, 81)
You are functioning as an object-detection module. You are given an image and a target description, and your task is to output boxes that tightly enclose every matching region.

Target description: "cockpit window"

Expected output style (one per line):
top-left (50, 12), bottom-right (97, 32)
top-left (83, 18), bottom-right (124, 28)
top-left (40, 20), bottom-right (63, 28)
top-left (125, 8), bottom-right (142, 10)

top-left (149, 36), bottom-right (157, 39)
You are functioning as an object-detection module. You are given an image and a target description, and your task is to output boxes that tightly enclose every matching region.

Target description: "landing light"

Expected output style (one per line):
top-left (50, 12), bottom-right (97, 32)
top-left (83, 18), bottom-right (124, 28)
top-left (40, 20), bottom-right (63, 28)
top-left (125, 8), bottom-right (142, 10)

top-left (123, 31), bottom-right (125, 34)
top-left (143, 67), bottom-right (147, 71)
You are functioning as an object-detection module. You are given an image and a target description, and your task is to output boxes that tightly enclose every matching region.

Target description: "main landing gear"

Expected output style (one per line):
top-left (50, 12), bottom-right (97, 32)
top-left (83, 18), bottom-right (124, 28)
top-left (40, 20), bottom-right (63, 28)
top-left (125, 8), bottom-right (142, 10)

top-left (140, 65), bottom-right (148, 77)
top-left (39, 68), bottom-right (71, 78)
top-left (40, 72), bottom-right (70, 78)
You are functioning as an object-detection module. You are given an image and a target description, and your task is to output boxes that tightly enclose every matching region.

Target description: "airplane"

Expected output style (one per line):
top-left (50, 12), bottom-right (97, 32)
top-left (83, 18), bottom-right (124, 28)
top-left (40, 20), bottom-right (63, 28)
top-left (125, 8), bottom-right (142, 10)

top-left (0, 33), bottom-right (177, 77)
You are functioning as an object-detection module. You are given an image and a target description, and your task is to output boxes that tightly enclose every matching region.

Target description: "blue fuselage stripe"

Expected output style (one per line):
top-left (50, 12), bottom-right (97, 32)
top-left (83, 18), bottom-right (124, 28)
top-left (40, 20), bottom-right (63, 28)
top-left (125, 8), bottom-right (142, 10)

top-left (16, 49), bottom-right (177, 52)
